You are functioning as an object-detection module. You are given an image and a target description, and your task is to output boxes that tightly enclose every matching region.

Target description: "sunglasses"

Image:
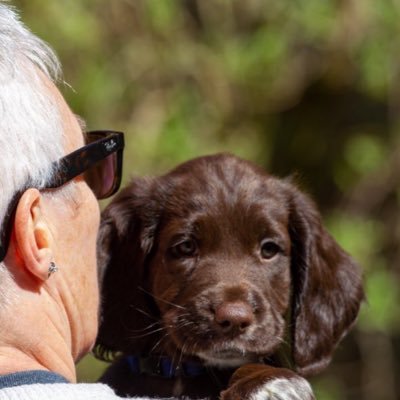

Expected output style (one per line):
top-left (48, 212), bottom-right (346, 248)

top-left (0, 130), bottom-right (124, 261)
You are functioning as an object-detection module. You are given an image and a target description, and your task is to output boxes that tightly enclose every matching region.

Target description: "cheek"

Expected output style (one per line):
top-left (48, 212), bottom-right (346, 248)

top-left (267, 264), bottom-right (291, 311)
top-left (58, 186), bottom-right (100, 271)
top-left (149, 253), bottom-right (190, 312)
top-left (75, 186), bottom-right (100, 245)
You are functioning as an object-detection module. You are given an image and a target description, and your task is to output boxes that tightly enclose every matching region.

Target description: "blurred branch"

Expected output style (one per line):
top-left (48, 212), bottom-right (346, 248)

top-left (357, 330), bottom-right (397, 400)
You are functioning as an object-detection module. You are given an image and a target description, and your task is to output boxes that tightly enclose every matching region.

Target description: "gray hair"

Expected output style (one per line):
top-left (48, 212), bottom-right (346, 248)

top-left (0, 3), bottom-right (65, 305)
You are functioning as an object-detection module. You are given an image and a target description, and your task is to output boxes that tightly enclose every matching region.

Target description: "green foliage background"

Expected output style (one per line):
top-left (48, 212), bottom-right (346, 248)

top-left (13, 1), bottom-right (400, 398)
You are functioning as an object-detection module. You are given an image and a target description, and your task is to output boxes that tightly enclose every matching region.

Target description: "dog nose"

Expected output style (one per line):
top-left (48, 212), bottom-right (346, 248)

top-left (214, 301), bottom-right (254, 333)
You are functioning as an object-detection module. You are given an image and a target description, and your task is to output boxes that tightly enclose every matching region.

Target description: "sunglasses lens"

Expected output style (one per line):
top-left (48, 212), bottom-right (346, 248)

top-left (84, 152), bottom-right (118, 199)
top-left (82, 131), bottom-right (123, 200)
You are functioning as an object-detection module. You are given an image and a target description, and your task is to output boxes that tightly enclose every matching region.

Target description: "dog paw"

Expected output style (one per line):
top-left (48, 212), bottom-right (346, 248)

top-left (253, 376), bottom-right (315, 400)
top-left (220, 364), bottom-right (315, 400)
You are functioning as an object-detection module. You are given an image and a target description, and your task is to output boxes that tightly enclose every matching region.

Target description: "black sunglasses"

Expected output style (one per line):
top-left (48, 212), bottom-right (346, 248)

top-left (0, 130), bottom-right (124, 261)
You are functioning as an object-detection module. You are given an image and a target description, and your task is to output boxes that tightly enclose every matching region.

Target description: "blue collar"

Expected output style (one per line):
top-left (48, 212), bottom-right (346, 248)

top-left (0, 370), bottom-right (68, 388)
top-left (125, 355), bottom-right (206, 379)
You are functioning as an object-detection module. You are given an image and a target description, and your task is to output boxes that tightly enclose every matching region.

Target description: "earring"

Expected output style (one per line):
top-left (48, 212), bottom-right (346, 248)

top-left (48, 262), bottom-right (58, 278)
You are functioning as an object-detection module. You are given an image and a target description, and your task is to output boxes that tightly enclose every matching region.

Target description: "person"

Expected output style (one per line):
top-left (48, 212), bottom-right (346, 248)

top-left (0, 3), bottom-right (169, 399)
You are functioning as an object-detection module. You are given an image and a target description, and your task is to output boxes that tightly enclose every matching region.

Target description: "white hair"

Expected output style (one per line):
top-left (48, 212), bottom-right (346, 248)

top-left (0, 3), bottom-right (66, 306)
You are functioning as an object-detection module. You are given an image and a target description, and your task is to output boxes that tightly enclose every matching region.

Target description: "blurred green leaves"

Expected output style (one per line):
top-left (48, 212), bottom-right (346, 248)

top-left (291, 0), bottom-right (337, 41)
top-left (145, 0), bottom-right (180, 33)
top-left (327, 214), bottom-right (384, 267)
top-left (313, 376), bottom-right (346, 400)
top-left (345, 134), bottom-right (387, 175)
top-left (359, 266), bottom-right (400, 333)
top-left (13, 0), bottom-right (400, 397)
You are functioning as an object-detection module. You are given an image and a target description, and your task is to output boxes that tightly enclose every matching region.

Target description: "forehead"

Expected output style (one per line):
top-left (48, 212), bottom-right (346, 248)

top-left (161, 159), bottom-right (290, 240)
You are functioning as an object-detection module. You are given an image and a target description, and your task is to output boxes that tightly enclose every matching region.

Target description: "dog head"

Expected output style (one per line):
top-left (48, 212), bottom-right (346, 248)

top-left (96, 153), bottom-right (364, 376)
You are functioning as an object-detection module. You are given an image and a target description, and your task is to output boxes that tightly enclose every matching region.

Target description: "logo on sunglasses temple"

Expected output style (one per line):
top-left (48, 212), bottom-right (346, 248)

top-left (104, 139), bottom-right (117, 152)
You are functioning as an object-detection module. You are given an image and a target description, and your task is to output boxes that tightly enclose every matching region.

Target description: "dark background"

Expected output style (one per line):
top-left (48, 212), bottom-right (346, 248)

top-left (14, 1), bottom-right (400, 398)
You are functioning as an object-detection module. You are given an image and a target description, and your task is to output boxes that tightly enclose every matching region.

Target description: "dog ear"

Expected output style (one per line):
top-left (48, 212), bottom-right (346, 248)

top-left (95, 178), bottom-right (161, 360)
top-left (287, 182), bottom-right (364, 376)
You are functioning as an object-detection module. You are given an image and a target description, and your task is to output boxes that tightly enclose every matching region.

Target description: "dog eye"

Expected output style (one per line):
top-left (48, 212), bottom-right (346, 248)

top-left (171, 239), bottom-right (197, 258)
top-left (260, 240), bottom-right (281, 260)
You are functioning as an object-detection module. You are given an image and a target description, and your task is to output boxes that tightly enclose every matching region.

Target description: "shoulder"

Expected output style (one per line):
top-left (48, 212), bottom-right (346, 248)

top-left (0, 382), bottom-right (157, 400)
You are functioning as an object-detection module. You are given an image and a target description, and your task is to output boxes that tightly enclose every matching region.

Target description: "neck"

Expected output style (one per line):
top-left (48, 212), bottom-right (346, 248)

top-left (0, 293), bottom-right (76, 382)
top-left (0, 337), bottom-right (75, 382)
top-left (0, 345), bottom-right (75, 382)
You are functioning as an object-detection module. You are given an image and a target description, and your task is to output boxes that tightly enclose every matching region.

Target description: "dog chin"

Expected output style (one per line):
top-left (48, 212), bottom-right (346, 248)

top-left (196, 349), bottom-right (259, 368)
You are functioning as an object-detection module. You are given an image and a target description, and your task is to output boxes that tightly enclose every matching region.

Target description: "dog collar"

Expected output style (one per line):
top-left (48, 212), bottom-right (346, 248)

top-left (125, 355), bottom-right (206, 378)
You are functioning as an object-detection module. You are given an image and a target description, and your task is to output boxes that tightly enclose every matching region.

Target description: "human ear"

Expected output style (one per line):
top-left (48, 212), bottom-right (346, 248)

top-left (13, 188), bottom-right (54, 281)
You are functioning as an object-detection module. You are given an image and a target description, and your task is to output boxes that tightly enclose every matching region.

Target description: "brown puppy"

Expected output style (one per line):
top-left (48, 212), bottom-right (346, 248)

top-left (95, 154), bottom-right (364, 399)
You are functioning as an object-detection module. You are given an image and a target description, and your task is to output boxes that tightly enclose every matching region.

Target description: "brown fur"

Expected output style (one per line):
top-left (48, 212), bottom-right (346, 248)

top-left (95, 154), bottom-right (364, 399)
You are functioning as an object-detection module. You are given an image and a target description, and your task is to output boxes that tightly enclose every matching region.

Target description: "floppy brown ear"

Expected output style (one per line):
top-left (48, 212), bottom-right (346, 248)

top-left (95, 178), bottom-right (161, 360)
top-left (287, 183), bottom-right (364, 376)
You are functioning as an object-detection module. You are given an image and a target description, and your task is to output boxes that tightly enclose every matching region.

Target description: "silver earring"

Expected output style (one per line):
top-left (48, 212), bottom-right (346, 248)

top-left (48, 262), bottom-right (58, 278)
